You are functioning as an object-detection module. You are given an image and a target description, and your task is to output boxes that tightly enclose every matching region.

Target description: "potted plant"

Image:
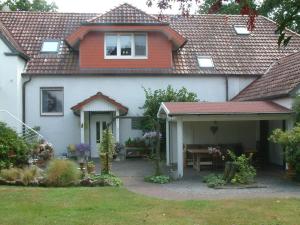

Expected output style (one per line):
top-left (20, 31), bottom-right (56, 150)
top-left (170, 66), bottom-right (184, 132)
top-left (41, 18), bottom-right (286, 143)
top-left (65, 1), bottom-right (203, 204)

top-left (67, 144), bottom-right (77, 159)
top-left (86, 161), bottom-right (96, 174)
top-left (75, 143), bottom-right (90, 164)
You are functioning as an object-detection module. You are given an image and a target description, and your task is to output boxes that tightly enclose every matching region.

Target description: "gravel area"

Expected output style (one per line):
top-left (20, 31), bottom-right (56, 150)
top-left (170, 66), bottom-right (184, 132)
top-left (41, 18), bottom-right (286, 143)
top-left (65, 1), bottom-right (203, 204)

top-left (110, 159), bottom-right (300, 200)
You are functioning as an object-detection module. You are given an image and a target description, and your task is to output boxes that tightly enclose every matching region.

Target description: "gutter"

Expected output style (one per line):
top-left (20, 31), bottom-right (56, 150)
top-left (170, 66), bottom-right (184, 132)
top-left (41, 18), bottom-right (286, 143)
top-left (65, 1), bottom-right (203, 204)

top-left (22, 75), bottom-right (32, 123)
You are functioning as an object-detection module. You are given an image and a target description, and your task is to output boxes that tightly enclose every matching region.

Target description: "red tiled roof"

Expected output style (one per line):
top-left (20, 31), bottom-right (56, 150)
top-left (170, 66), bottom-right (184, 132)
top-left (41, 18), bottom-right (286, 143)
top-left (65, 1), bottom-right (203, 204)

top-left (161, 101), bottom-right (291, 115)
top-left (0, 4), bottom-right (300, 75)
top-left (71, 92), bottom-right (128, 114)
top-left (86, 3), bottom-right (167, 25)
top-left (0, 20), bottom-right (28, 60)
top-left (233, 51), bottom-right (300, 101)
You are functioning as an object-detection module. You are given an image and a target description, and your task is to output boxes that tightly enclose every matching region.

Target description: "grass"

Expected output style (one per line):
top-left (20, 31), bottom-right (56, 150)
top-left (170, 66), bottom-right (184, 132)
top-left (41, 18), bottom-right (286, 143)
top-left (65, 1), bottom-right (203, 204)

top-left (0, 186), bottom-right (299, 225)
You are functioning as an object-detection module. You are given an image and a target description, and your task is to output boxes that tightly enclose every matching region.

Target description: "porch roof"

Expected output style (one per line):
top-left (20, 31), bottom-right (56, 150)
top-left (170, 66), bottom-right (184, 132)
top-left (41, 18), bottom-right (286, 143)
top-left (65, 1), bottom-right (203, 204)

top-left (71, 92), bottom-right (128, 115)
top-left (158, 101), bottom-right (292, 117)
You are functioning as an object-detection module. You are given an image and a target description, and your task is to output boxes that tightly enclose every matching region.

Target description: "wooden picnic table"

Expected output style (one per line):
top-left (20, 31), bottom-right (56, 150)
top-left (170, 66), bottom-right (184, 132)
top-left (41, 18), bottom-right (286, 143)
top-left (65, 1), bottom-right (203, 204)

top-left (187, 149), bottom-right (212, 171)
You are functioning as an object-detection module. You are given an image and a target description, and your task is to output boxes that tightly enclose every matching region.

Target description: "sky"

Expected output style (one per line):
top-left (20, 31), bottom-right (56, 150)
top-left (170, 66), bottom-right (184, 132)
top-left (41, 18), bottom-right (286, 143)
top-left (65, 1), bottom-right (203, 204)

top-left (52, 0), bottom-right (199, 14)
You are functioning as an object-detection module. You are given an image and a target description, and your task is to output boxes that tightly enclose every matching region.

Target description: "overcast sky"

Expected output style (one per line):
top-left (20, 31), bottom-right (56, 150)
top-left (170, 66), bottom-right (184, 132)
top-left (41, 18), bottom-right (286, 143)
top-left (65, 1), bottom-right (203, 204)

top-left (52, 0), bottom-right (199, 14)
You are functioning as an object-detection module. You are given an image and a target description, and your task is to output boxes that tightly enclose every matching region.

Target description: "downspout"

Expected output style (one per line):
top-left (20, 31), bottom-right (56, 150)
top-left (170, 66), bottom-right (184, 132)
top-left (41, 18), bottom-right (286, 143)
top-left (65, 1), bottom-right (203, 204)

top-left (225, 76), bottom-right (229, 101)
top-left (22, 75), bottom-right (32, 123)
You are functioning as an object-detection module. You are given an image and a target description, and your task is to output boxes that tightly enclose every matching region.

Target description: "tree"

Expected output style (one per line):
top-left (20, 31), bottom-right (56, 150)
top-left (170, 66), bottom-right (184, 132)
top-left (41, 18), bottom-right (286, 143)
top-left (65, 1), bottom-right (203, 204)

top-left (141, 85), bottom-right (198, 175)
top-left (0, 0), bottom-right (57, 12)
top-left (146, 0), bottom-right (300, 46)
top-left (199, 0), bottom-right (258, 15)
top-left (259, 0), bottom-right (300, 46)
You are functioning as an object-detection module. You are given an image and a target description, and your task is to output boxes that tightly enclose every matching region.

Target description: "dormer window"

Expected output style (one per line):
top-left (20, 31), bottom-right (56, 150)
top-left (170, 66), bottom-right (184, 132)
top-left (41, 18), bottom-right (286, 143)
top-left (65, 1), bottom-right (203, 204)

top-left (198, 56), bottom-right (214, 68)
top-left (105, 33), bottom-right (147, 59)
top-left (234, 25), bottom-right (250, 35)
top-left (41, 40), bottom-right (60, 53)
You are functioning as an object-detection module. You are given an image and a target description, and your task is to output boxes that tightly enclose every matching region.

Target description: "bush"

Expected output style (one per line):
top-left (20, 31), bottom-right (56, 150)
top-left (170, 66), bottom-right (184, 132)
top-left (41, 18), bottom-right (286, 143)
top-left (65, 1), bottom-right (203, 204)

top-left (0, 122), bottom-right (30, 170)
top-left (46, 159), bottom-right (80, 187)
top-left (99, 129), bottom-right (115, 174)
top-left (144, 175), bottom-right (171, 184)
top-left (203, 174), bottom-right (226, 188)
top-left (228, 151), bottom-right (256, 184)
top-left (91, 173), bottom-right (122, 187)
top-left (0, 166), bottom-right (42, 186)
top-left (270, 125), bottom-right (300, 177)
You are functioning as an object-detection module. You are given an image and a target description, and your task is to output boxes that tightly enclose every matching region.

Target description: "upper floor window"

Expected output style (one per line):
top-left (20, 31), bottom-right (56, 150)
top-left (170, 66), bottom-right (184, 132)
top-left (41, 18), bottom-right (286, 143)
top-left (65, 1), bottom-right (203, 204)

top-left (234, 25), bottom-right (250, 35)
top-left (41, 40), bottom-right (60, 53)
top-left (197, 56), bottom-right (214, 68)
top-left (40, 87), bottom-right (64, 116)
top-left (105, 33), bottom-right (147, 59)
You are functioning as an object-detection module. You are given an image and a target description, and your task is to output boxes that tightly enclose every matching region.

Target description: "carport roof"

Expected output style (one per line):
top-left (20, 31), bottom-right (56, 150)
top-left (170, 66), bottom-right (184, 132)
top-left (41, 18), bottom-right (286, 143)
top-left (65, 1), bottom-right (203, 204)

top-left (158, 101), bottom-right (291, 116)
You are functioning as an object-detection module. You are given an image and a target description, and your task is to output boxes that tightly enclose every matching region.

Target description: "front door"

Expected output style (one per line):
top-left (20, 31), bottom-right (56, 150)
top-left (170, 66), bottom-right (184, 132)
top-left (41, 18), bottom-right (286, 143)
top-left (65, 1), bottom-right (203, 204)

top-left (91, 114), bottom-right (112, 158)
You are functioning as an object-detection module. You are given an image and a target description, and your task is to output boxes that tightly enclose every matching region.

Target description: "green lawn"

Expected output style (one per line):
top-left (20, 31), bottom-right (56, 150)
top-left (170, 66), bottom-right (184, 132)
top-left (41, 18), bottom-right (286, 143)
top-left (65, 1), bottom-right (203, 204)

top-left (0, 187), bottom-right (299, 225)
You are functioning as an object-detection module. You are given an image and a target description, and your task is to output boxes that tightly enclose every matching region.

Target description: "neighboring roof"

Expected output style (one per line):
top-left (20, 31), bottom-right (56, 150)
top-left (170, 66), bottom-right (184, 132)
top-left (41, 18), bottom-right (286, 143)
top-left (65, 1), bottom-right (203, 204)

top-left (159, 101), bottom-right (291, 116)
top-left (71, 92), bottom-right (128, 115)
top-left (86, 3), bottom-right (167, 25)
top-left (0, 20), bottom-right (29, 60)
top-left (233, 51), bottom-right (300, 101)
top-left (1, 5), bottom-right (300, 75)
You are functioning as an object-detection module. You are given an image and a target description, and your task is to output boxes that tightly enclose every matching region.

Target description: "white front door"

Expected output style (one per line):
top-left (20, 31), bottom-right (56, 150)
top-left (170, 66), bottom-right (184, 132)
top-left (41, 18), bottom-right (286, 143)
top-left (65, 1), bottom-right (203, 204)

top-left (90, 114), bottom-right (112, 158)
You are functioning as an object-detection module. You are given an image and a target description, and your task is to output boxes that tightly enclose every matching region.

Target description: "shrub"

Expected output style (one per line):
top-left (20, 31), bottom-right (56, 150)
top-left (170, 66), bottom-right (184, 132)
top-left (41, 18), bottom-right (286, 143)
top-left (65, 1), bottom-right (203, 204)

top-left (228, 150), bottom-right (256, 184)
top-left (203, 174), bottom-right (226, 188)
top-left (91, 173), bottom-right (122, 187)
top-left (270, 125), bottom-right (300, 178)
top-left (46, 159), bottom-right (80, 186)
top-left (144, 175), bottom-right (171, 184)
top-left (99, 129), bottom-right (115, 174)
top-left (0, 167), bottom-right (20, 181)
top-left (0, 166), bottom-right (42, 186)
top-left (0, 122), bottom-right (30, 170)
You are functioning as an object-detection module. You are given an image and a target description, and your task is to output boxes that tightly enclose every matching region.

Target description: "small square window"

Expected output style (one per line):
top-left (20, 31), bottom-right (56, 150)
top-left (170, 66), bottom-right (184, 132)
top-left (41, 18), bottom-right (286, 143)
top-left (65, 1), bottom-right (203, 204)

top-left (234, 25), bottom-right (250, 35)
top-left (41, 41), bottom-right (60, 53)
top-left (198, 56), bottom-right (214, 68)
top-left (40, 88), bottom-right (64, 116)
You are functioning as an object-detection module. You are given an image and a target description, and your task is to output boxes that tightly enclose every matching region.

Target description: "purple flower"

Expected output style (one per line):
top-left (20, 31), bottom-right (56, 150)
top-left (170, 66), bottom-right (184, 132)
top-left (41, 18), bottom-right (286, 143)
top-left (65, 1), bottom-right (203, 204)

top-left (76, 143), bottom-right (90, 156)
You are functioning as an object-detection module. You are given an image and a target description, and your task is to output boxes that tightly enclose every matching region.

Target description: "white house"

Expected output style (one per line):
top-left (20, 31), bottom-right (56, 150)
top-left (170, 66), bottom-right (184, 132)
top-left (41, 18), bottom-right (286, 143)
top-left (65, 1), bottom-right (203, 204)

top-left (0, 3), bottom-right (300, 178)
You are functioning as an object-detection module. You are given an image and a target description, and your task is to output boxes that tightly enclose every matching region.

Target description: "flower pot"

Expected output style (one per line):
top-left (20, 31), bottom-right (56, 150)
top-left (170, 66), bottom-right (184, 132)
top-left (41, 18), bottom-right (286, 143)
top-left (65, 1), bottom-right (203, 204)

top-left (87, 165), bottom-right (96, 174)
top-left (286, 163), bottom-right (296, 179)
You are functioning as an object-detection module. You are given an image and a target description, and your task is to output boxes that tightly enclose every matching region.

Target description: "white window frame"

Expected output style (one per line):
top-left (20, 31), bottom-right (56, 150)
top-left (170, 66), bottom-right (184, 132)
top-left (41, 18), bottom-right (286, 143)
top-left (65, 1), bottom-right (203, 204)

top-left (104, 33), bottom-right (148, 59)
top-left (197, 56), bottom-right (214, 68)
top-left (234, 25), bottom-right (251, 35)
top-left (41, 40), bottom-right (60, 53)
top-left (40, 87), bottom-right (64, 116)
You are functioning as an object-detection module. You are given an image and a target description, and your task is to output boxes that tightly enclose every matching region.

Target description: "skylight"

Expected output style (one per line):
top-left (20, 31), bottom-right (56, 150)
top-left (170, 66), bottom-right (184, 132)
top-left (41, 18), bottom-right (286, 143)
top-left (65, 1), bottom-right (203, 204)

top-left (234, 25), bottom-right (250, 35)
top-left (198, 56), bottom-right (214, 68)
top-left (41, 40), bottom-right (60, 53)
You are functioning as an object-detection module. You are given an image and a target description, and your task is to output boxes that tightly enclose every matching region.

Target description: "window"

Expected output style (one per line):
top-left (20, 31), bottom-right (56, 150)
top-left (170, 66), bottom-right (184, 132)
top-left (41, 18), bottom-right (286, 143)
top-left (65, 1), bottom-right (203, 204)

top-left (234, 25), bottom-right (250, 35)
top-left (197, 56), bottom-right (214, 68)
top-left (105, 33), bottom-right (147, 59)
top-left (131, 117), bottom-right (143, 130)
top-left (41, 40), bottom-right (60, 53)
top-left (40, 88), bottom-right (63, 116)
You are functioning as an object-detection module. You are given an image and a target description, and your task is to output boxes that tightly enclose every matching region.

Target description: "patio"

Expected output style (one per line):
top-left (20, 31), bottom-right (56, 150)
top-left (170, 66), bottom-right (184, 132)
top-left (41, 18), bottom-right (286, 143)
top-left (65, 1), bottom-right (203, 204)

top-left (110, 159), bottom-right (300, 200)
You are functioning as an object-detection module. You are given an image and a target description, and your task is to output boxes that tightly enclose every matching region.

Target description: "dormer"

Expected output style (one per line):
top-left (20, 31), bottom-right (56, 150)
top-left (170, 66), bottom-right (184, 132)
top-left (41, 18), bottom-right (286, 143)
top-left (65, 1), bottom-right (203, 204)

top-left (65, 3), bottom-right (186, 69)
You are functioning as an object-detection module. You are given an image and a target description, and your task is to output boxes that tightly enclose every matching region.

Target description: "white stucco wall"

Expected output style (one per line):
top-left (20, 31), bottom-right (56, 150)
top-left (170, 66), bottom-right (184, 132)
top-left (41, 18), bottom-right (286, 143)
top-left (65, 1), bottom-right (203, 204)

top-left (0, 38), bottom-right (26, 131)
top-left (25, 75), bottom-right (255, 155)
top-left (273, 97), bottom-right (294, 109)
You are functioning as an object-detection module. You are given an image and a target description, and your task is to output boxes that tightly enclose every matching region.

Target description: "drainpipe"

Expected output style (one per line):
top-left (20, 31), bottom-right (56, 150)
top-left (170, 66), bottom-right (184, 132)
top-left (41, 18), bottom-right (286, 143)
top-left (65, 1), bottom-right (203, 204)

top-left (22, 75), bottom-right (32, 123)
top-left (225, 76), bottom-right (229, 101)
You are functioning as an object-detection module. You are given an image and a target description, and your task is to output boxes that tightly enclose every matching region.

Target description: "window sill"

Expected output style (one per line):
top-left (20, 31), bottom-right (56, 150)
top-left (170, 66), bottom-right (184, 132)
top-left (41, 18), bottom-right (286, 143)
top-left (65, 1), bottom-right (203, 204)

top-left (104, 56), bottom-right (148, 60)
top-left (40, 113), bottom-right (64, 117)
